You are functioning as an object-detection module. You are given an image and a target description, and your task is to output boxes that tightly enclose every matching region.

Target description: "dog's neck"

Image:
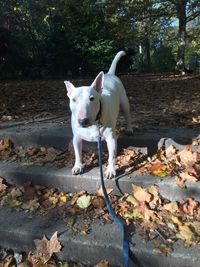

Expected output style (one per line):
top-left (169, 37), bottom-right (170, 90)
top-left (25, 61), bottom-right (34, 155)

top-left (95, 100), bottom-right (102, 123)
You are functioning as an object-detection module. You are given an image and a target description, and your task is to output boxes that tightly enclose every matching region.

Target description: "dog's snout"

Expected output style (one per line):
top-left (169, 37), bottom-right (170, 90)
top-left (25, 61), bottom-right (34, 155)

top-left (78, 118), bottom-right (89, 127)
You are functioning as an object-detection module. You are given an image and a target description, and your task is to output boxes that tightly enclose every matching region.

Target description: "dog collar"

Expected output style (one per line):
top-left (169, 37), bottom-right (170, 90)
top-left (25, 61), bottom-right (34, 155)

top-left (95, 100), bottom-right (102, 123)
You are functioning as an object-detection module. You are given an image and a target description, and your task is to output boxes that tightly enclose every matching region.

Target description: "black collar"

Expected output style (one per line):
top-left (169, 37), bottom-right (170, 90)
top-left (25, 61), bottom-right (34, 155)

top-left (95, 100), bottom-right (102, 123)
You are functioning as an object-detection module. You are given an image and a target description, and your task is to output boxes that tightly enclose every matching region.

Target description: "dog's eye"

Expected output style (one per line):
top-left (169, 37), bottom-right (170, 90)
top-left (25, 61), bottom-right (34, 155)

top-left (72, 98), bottom-right (76, 102)
top-left (89, 96), bottom-right (94, 101)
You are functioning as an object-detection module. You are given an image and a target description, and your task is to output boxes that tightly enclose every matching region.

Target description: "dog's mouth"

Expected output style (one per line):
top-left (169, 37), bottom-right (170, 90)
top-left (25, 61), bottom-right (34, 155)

top-left (78, 118), bottom-right (90, 127)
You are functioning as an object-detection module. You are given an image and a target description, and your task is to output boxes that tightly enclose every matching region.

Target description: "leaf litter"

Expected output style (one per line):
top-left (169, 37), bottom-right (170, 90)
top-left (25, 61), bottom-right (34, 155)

top-left (0, 169), bottom-right (200, 263)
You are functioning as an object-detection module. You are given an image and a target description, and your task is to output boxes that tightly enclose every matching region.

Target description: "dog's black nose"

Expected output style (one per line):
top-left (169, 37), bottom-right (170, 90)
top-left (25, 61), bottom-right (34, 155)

top-left (78, 118), bottom-right (89, 127)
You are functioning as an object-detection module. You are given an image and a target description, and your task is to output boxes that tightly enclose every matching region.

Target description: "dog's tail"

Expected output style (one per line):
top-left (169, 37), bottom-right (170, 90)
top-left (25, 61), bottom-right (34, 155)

top-left (107, 51), bottom-right (126, 75)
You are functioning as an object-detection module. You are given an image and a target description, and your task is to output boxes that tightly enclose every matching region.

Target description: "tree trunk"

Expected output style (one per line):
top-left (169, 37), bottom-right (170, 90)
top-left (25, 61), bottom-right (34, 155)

top-left (145, 36), bottom-right (151, 72)
top-left (175, 0), bottom-right (187, 75)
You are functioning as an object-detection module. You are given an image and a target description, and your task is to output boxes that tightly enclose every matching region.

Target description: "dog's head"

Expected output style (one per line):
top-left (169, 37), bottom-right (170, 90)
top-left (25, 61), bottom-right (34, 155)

top-left (64, 72), bottom-right (104, 127)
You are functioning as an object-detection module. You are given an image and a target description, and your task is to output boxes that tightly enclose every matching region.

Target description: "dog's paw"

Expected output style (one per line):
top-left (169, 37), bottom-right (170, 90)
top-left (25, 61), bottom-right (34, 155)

top-left (72, 164), bottom-right (83, 175)
top-left (105, 166), bottom-right (116, 179)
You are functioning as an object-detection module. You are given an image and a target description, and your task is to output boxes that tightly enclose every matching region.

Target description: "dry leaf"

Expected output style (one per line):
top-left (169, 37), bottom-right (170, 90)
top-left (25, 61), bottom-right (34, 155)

top-left (98, 185), bottom-right (113, 197)
top-left (76, 194), bottom-right (91, 209)
top-left (163, 202), bottom-right (179, 213)
top-left (171, 215), bottom-right (182, 226)
top-left (0, 177), bottom-right (7, 192)
top-left (182, 198), bottom-right (198, 215)
top-left (132, 184), bottom-right (152, 203)
top-left (176, 225), bottom-right (196, 245)
top-left (179, 171), bottom-right (197, 183)
top-left (153, 245), bottom-right (170, 256)
top-left (149, 162), bottom-right (170, 177)
top-left (165, 145), bottom-right (176, 158)
top-left (178, 146), bottom-right (197, 167)
top-left (33, 231), bottom-right (61, 264)
top-left (94, 260), bottom-right (109, 267)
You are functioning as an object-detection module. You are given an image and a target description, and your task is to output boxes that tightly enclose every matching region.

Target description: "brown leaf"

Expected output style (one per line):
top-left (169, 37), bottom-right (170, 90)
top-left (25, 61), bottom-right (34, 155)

top-left (179, 171), bottom-right (197, 183)
top-left (182, 198), bottom-right (198, 215)
top-left (163, 202), bottom-right (179, 213)
top-left (148, 162), bottom-right (170, 177)
top-left (132, 184), bottom-right (152, 203)
top-left (0, 138), bottom-right (12, 151)
top-left (0, 254), bottom-right (14, 267)
top-left (0, 177), bottom-right (7, 193)
top-left (91, 196), bottom-right (105, 209)
top-left (176, 224), bottom-right (196, 245)
top-left (165, 145), bottom-right (176, 158)
top-left (153, 245), bottom-right (170, 256)
top-left (94, 260), bottom-right (110, 267)
top-left (178, 146), bottom-right (197, 167)
top-left (33, 231), bottom-right (61, 264)
top-left (23, 185), bottom-right (36, 200)
top-left (98, 185), bottom-right (113, 197)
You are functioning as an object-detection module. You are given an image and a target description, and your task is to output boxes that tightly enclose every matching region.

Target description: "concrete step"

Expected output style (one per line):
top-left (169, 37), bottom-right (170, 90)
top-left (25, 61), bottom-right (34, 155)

top-left (0, 121), bottom-right (199, 154)
top-left (0, 161), bottom-right (200, 202)
top-left (0, 205), bottom-right (199, 267)
top-left (0, 121), bottom-right (200, 266)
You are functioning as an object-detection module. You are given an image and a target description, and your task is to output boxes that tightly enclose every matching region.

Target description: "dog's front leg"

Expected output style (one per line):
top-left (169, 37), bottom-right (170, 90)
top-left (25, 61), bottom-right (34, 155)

top-left (72, 135), bottom-right (83, 175)
top-left (105, 136), bottom-right (117, 179)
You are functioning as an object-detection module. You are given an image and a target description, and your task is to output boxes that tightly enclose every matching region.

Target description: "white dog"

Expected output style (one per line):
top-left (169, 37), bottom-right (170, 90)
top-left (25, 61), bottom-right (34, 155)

top-left (64, 51), bottom-right (132, 178)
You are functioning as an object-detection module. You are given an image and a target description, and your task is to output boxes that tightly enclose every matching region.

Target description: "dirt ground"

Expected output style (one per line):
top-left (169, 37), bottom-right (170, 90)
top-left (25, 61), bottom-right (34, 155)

top-left (0, 73), bottom-right (200, 131)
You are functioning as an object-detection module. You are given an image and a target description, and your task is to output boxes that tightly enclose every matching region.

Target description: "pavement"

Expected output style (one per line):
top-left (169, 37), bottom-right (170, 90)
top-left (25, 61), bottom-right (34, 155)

top-left (0, 118), bottom-right (200, 266)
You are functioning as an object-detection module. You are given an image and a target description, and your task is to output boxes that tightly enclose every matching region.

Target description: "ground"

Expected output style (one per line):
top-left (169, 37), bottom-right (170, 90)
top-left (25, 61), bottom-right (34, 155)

top-left (1, 74), bottom-right (200, 130)
top-left (0, 73), bottom-right (200, 267)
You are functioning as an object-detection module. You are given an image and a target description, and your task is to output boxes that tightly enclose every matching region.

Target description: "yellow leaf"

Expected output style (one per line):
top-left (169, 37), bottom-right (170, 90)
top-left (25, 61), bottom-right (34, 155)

top-left (149, 162), bottom-right (170, 177)
top-left (9, 199), bottom-right (22, 207)
top-left (176, 225), bottom-right (195, 245)
top-left (124, 211), bottom-right (140, 219)
top-left (171, 215), bottom-right (182, 226)
top-left (126, 195), bottom-right (139, 206)
top-left (76, 194), bottom-right (91, 209)
top-left (132, 184), bottom-right (152, 203)
top-left (163, 202), bottom-right (179, 213)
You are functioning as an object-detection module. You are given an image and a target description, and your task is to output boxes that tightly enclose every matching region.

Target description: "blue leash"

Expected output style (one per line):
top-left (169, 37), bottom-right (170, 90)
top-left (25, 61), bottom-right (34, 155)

top-left (97, 136), bottom-right (129, 267)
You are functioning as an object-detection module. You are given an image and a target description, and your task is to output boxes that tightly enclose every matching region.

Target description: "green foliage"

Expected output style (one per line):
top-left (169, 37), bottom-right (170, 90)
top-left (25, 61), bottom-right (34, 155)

top-left (0, 0), bottom-right (199, 79)
top-left (152, 45), bottom-right (176, 72)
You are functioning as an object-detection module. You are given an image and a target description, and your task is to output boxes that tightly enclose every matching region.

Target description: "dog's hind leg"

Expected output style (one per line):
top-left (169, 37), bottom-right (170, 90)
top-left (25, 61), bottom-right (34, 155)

top-left (120, 92), bottom-right (133, 135)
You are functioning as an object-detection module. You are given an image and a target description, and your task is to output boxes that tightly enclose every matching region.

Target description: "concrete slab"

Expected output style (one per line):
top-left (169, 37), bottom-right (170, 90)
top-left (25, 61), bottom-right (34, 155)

top-left (0, 206), bottom-right (199, 267)
top-left (0, 161), bottom-right (200, 202)
top-left (0, 121), bottom-right (199, 154)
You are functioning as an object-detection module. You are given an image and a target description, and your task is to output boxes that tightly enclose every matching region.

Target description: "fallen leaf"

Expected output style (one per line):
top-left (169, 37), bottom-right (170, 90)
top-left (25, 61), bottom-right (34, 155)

top-left (179, 171), bottom-right (197, 183)
top-left (94, 260), bottom-right (109, 267)
top-left (132, 184), bottom-right (152, 203)
top-left (176, 225), bottom-right (196, 245)
top-left (163, 202), bottom-right (179, 213)
top-left (33, 231), bottom-right (61, 264)
top-left (0, 138), bottom-right (12, 151)
top-left (153, 245), bottom-right (170, 256)
top-left (178, 146), bottom-right (197, 167)
top-left (98, 185), bottom-right (113, 196)
top-left (171, 215), bottom-right (182, 226)
top-left (92, 196), bottom-right (105, 209)
top-left (76, 194), bottom-right (91, 209)
top-left (126, 195), bottom-right (139, 206)
top-left (165, 145), bottom-right (176, 158)
top-left (182, 198), bottom-right (198, 215)
top-left (149, 162), bottom-right (170, 177)
top-left (0, 177), bottom-right (7, 193)
top-left (8, 199), bottom-right (23, 208)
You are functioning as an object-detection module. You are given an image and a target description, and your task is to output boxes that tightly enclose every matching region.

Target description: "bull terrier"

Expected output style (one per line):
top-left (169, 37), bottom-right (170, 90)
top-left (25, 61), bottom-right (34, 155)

top-left (64, 51), bottom-right (132, 178)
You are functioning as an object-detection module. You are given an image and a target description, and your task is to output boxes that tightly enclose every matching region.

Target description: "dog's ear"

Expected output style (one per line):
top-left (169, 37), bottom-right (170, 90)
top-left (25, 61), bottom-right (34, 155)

top-left (91, 71), bottom-right (104, 94)
top-left (64, 81), bottom-right (75, 97)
